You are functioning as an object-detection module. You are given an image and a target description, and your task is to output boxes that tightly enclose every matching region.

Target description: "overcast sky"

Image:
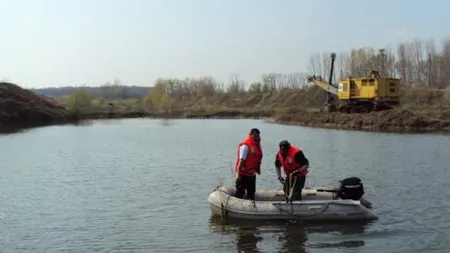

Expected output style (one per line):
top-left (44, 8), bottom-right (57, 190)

top-left (0, 0), bottom-right (448, 88)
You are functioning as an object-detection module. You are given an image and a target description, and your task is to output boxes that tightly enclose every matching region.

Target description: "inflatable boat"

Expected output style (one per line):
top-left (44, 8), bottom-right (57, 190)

top-left (207, 177), bottom-right (377, 221)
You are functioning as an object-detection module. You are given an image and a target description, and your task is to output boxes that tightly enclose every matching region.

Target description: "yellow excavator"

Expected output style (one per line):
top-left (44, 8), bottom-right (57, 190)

top-left (307, 52), bottom-right (401, 113)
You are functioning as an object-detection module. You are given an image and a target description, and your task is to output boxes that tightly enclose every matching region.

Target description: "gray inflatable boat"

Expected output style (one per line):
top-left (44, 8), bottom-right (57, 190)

top-left (207, 177), bottom-right (377, 221)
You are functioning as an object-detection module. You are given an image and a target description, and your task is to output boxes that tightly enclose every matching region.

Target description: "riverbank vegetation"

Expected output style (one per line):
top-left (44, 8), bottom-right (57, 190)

top-left (61, 37), bottom-right (450, 132)
top-left (2, 37), bottom-right (449, 133)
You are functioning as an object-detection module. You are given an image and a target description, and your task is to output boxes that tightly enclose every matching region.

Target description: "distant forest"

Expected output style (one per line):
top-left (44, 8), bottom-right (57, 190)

top-left (29, 84), bottom-right (152, 99)
top-left (27, 37), bottom-right (450, 100)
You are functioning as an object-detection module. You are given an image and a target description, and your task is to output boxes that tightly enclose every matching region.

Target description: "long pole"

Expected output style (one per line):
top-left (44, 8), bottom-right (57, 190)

top-left (327, 53), bottom-right (336, 107)
top-left (379, 49), bottom-right (386, 77)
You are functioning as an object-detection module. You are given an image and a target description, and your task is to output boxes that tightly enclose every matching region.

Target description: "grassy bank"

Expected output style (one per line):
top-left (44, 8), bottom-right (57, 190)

top-left (2, 80), bottom-right (449, 134)
top-left (59, 84), bottom-right (450, 133)
top-left (2, 81), bottom-right (449, 134)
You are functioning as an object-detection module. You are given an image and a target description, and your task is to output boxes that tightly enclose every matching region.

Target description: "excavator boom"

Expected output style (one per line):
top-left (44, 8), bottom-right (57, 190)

top-left (307, 77), bottom-right (338, 95)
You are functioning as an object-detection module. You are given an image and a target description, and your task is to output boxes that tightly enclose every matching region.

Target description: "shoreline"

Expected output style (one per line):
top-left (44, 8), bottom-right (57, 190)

top-left (2, 108), bottom-right (449, 135)
top-left (0, 120), bottom-right (80, 134)
top-left (264, 118), bottom-right (450, 134)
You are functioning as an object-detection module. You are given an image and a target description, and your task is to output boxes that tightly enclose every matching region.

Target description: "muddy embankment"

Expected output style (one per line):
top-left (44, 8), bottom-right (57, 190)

top-left (263, 85), bottom-right (450, 133)
top-left (268, 109), bottom-right (450, 133)
top-left (1, 81), bottom-right (448, 134)
top-left (175, 85), bottom-right (450, 133)
top-left (0, 82), bottom-right (78, 133)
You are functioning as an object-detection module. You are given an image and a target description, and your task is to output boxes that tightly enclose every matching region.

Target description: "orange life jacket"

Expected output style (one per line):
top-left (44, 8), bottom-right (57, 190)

top-left (235, 134), bottom-right (263, 176)
top-left (277, 145), bottom-right (308, 177)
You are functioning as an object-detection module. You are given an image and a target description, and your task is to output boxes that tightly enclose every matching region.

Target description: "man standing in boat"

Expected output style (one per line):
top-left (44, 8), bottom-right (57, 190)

top-left (275, 140), bottom-right (309, 201)
top-left (234, 128), bottom-right (263, 200)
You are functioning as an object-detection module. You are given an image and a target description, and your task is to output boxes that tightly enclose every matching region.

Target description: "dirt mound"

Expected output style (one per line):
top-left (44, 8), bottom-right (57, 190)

top-left (273, 108), bottom-right (450, 133)
top-left (0, 82), bottom-right (76, 131)
top-left (254, 86), bottom-right (327, 108)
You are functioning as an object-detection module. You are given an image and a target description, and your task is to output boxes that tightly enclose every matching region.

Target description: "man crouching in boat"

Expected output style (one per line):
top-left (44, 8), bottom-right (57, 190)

top-left (234, 128), bottom-right (263, 200)
top-left (275, 140), bottom-right (309, 201)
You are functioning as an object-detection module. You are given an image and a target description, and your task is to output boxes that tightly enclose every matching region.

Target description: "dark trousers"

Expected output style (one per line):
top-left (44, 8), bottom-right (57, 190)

top-left (283, 176), bottom-right (306, 201)
top-left (235, 175), bottom-right (256, 200)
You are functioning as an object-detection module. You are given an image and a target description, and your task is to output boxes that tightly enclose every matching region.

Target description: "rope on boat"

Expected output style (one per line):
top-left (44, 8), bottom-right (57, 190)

top-left (268, 185), bottom-right (285, 201)
top-left (218, 189), bottom-right (231, 221)
top-left (270, 168), bottom-right (303, 202)
top-left (285, 169), bottom-right (304, 202)
top-left (287, 173), bottom-right (298, 202)
top-left (278, 169), bottom-right (332, 219)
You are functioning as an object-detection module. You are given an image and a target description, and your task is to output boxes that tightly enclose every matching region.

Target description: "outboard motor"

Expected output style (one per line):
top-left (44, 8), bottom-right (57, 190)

top-left (337, 177), bottom-right (364, 200)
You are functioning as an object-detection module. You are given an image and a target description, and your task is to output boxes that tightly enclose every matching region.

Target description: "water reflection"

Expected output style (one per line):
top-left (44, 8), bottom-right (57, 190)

top-left (159, 118), bottom-right (171, 126)
top-left (73, 119), bottom-right (95, 126)
top-left (306, 221), bottom-right (367, 250)
top-left (0, 121), bottom-right (84, 135)
top-left (84, 119), bottom-right (121, 126)
top-left (235, 225), bottom-right (263, 253)
top-left (209, 215), bottom-right (371, 253)
top-left (278, 221), bottom-right (308, 253)
top-left (0, 125), bottom-right (29, 134)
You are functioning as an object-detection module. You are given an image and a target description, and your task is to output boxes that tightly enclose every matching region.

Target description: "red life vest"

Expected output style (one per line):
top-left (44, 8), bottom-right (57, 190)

top-left (235, 134), bottom-right (263, 176)
top-left (277, 145), bottom-right (308, 177)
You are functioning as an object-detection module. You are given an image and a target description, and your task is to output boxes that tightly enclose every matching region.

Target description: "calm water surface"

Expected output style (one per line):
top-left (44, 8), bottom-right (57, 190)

top-left (0, 118), bottom-right (449, 253)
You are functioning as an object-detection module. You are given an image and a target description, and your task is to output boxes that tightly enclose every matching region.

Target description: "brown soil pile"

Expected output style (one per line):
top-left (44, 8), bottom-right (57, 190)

top-left (268, 84), bottom-right (450, 133)
top-left (272, 108), bottom-right (450, 133)
top-left (0, 82), bottom-right (76, 131)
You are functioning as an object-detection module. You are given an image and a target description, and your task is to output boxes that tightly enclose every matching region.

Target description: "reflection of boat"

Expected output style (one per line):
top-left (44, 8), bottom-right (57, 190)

top-left (209, 215), bottom-right (370, 252)
top-left (207, 177), bottom-right (377, 221)
top-left (211, 217), bottom-right (264, 253)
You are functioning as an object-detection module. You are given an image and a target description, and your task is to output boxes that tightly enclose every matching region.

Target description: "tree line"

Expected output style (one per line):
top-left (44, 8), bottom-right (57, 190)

top-left (309, 37), bottom-right (450, 89)
top-left (65, 37), bottom-right (450, 110)
top-left (146, 37), bottom-right (450, 108)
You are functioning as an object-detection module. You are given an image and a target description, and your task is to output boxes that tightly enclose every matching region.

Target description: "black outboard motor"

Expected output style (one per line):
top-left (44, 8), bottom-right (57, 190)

top-left (337, 177), bottom-right (365, 200)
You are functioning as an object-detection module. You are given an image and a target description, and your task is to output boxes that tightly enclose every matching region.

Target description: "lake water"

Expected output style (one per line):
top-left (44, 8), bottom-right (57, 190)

top-left (0, 118), bottom-right (449, 253)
